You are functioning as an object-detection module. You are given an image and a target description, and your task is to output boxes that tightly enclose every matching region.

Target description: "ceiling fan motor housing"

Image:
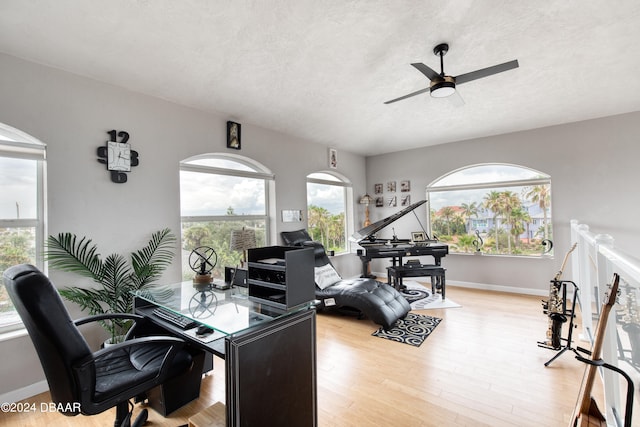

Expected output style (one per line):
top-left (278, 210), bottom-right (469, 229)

top-left (430, 75), bottom-right (455, 97)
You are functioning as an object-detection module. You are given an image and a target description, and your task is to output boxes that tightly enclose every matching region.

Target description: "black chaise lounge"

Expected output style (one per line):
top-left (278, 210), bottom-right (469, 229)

top-left (281, 230), bottom-right (410, 330)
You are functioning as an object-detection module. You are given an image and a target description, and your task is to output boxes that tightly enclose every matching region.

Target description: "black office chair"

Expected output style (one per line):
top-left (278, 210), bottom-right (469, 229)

top-left (3, 264), bottom-right (194, 427)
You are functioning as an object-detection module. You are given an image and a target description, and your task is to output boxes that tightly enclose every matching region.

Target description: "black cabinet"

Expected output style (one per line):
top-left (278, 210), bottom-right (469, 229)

top-left (247, 246), bottom-right (315, 310)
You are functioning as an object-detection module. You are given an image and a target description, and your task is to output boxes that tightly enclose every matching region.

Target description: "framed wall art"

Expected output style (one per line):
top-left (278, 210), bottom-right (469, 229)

top-left (282, 209), bottom-right (303, 222)
top-left (227, 121), bottom-right (241, 150)
top-left (329, 148), bottom-right (337, 169)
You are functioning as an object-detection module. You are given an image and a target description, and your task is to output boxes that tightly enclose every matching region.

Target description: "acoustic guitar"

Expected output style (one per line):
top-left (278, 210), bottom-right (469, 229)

top-left (570, 273), bottom-right (620, 427)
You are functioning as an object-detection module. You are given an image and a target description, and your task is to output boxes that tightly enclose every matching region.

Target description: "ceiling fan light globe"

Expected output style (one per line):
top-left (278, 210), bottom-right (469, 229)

top-left (430, 81), bottom-right (456, 98)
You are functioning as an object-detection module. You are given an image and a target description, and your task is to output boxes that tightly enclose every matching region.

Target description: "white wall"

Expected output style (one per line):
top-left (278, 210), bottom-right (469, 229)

top-left (0, 53), bottom-right (368, 398)
top-left (366, 111), bottom-right (640, 293)
top-left (1, 50), bottom-right (639, 399)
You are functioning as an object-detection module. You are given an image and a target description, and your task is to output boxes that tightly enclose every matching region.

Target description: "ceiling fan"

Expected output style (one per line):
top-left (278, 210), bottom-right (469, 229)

top-left (384, 43), bottom-right (519, 104)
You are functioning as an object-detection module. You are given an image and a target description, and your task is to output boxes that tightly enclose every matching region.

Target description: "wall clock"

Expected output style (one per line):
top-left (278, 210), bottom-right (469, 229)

top-left (97, 130), bottom-right (139, 183)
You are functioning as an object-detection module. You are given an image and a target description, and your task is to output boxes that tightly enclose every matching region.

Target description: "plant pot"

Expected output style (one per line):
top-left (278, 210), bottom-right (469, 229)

top-left (103, 335), bottom-right (125, 348)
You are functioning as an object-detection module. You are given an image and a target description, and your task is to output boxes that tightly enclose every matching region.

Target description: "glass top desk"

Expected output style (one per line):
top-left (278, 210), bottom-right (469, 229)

top-left (134, 279), bottom-right (318, 426)
top-left (133, 280), bottom-right (312, 357)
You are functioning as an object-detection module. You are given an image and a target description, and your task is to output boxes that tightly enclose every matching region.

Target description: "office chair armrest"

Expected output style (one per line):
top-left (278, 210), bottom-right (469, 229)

top-left (91, 335), bottom-right (186, 359)
top-left (74, 313), bottom-right (146, 340)
top-left (72, 336), bottom-right (188, 406)
top-left (74, 335), bottom-right (187, 380)
top-left (74, 313), bottom-right (144, 327)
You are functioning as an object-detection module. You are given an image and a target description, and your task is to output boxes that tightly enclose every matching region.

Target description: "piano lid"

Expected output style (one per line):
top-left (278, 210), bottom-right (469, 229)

top-left (351, 199), bottom-right (427, 242)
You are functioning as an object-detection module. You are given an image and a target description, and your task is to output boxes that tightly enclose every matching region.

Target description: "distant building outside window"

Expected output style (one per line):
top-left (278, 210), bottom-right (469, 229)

top-left (427, 163), bottom-right (552, 256)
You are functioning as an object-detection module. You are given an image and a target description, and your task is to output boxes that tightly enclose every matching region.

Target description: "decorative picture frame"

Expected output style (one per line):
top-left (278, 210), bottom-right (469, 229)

top-left (374, 183), bottom-right (383, 194)
top-left (400, 180), bottom-right (411, 192)
top-left (329, 148), bottom-right (337, 169)
top-left (387, 181), bottom-right (396, 192)
top-left (411, 231), bottom-right (427, 242)
top-left (227, 121), bottom-right (241, 150)
top-left (281, 209), bottom-right (303, 222)
top-left (375, 197), bottom-right (383, 207)
top-left (401, 195), bottom-right (411, 206)
top-left (387, 196), bottom-right (397, 207)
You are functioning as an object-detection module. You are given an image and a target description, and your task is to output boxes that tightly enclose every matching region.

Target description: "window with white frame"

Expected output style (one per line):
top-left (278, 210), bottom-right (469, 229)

top-left (427, 163), bottom-right (552, 256)
top-left (306, 172), bottom-right (351, 254)
top-left (179, 155), bottom-right (272, 280)
top-left (0, 124), bottom-right (46, 332)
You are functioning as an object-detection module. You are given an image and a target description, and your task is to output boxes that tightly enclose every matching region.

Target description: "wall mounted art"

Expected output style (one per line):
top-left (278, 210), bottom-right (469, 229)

top-left (329, 148), bottom-right (337, 169)
top-left (282, 210), bottom-right (303, 222)
top-left (387, 181), bottom-right (396, 192)
top-left (227, 121), bottom-right (241, 150)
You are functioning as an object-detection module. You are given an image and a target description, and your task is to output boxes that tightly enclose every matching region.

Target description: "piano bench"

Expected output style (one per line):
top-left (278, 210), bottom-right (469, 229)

top-left (387, 265), bottom-right (446, 299)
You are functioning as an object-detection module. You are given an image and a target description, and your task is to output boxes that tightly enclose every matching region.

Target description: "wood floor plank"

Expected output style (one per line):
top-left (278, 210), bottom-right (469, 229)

top-left (1, 284), bottom-right (632, 426)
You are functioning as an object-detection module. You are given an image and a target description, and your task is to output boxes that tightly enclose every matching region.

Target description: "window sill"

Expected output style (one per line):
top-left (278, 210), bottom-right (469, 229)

top-left (0, 327), bottom-right (28, 343)
top-left (331, 251), bottom-right (351, 258)
top-left (449, 251), bottom-right (554, 260)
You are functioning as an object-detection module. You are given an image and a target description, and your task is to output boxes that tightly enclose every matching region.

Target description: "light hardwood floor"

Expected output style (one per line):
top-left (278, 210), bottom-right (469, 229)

top-left (0, 285), bottom-right (617, 426)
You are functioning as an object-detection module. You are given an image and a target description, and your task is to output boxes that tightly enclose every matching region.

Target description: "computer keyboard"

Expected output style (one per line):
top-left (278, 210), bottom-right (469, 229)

top-left (152, 306), bottom-right (197, 330)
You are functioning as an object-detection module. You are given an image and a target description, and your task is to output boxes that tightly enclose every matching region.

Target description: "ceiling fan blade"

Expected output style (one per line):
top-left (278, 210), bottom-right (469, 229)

top-left (384, 87), bottom-right (430, 104)
top-left (454, 59), bottom-right (519, 85)
top-left (411, 63), bottom-right (440, 81)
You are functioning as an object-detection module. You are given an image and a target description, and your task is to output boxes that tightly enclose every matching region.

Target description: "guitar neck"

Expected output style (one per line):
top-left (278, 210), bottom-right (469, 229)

top-left (554, 243), bottom-right (577, 282)
top-left (578, 303), bottom-right (613, 413)
top-left (573, 273), bottom-right (619, 423)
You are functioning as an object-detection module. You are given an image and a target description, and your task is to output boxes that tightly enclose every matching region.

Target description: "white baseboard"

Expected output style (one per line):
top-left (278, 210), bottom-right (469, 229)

top-left (0, 380), bottom-right (48, 403)
top-left (445, 280), bottom-right (549, 297)
top-left (370, 271), bottom-right (549, 297)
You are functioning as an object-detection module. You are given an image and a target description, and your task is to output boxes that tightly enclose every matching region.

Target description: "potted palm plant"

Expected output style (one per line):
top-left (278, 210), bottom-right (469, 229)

top-left (44, 228), bottom-right (176, 344)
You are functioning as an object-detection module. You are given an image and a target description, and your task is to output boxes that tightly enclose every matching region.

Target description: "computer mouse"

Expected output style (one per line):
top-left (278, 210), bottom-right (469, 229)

top-left (196, 325), bottom-right (213, 336)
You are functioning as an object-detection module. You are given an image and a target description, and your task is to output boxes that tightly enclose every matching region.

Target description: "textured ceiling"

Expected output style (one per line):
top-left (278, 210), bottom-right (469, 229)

top-left (1, 1), bottom-right (640, 156)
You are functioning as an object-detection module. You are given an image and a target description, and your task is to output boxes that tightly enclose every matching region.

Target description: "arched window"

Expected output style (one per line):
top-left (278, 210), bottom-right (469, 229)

top-left (0, 123), bottom-right (46, 332)
top-left (180, 154), bottom-right (273, 280)
top-left (306, 172), bottom-right (353, 254)
top-left (427, 163), bottom-right (552, 256)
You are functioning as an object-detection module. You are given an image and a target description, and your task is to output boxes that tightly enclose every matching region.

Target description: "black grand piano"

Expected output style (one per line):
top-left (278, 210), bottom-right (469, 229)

top-left (352, 200), bottom-right (449, 278)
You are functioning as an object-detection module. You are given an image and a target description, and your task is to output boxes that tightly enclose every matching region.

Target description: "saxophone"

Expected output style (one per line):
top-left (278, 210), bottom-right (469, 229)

top-left (540, 243), bottom-right (577, 349)
top-left (543, 280), bottom-right (567, 349)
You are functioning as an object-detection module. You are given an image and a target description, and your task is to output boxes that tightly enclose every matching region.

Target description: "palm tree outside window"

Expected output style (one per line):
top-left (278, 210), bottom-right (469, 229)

top-left (427, 163), bottom-right (552, 256)
top-left (0, 123), bottom-right (46, 332)
top-left (306, 172), bottom-right (353, 254)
